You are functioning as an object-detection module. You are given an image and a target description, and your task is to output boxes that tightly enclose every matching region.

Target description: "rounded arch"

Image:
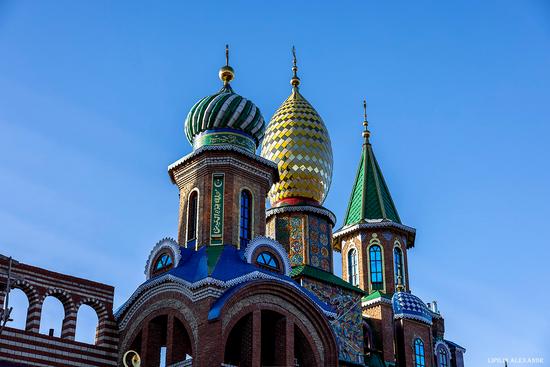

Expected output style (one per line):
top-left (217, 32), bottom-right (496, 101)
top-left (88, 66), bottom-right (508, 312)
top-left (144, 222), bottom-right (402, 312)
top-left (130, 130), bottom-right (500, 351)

top-left (186, 188), bottom-right (200, 248)
top-left (75, 304), bottom-right (99, 344)
top-left (393, 244), bottom-right (405, 287)
top-left (435, 340), bottom-right (452, 366)
top-left (144, 237), bottom-right (180, 279)
top-left (238, 187), bottom-right (254, 248)
top-left (244, 236), bottom-right (291, 276)
top-left (39, 295), bottom-right (65, 336)
top-left (347, 247), bottom-right (358, 286)
top-left (117, 288), bottom-right (198, 365)
top-left (5, 288), bottom-right (28, 330)
top-left (218, 280), bottom-right (338, 367)
top-left (367, 242), bottom-right (386, 292)
top-left (76, 297), bottom-right (108, 321)
top-left (12, 279), bottom-right (39, 304)
top-left (41, 288), bottom-right (75, 312)
top-left (413, 337), bottom-right (426, 367)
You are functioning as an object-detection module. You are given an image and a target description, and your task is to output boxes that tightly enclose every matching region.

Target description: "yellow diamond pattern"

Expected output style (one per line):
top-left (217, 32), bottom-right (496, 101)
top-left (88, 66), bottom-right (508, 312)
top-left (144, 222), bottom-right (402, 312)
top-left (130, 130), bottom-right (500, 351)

top-left (261, 89), bottom-right (333, 205)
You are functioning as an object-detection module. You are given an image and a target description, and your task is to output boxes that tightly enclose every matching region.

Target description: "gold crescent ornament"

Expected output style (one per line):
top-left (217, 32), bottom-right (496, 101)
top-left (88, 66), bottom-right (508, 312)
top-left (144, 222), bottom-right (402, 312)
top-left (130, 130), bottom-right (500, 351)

top-left (123, 350), bottom-right (141, 367)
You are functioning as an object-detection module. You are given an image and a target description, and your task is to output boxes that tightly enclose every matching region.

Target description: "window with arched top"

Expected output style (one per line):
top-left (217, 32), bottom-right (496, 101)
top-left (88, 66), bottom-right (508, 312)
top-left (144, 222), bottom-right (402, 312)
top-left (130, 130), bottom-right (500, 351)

top-left (187, 191), bottom-right (198, 247)
top-left (347, 248), bottom-right (358, 286)
top-left (152, 253), bottom-right (173, 276)
top-left (239, 190), bottom-right (252, 247)
top-left (394, 247), bottom-right (404, 286)
top-left (414, 338), bottom-right (425, 367)
top-left (369, 245), bottom-right (383, 290)
top-left (438, 347), bottom-right (449, 367)
top-left (256, 251), bottom-right (279, 271)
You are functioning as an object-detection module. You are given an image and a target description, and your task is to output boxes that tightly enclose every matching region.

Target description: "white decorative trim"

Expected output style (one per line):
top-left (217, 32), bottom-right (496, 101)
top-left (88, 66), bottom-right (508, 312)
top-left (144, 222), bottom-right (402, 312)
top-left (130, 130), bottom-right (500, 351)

top-left (243, 236), bottom-right (291, 276)
top-left (333, 221), bottom-right (416, 242)
top-left (171, 156), bottom-right (277, 187)
top-left (266, 205), bottom-right (336, 225)
top-left (144, 238), bottom-right (181, 278)
top-left (435, 340), bottom-right (453, 362)
top-left (168, 145), bottom-right (278, 178)
top-left (394, 312), bottom-right (433, 325)
top-left (362, 296), bottom-right (392, 308)
top-left (115, 270), bottom-right (336, 321)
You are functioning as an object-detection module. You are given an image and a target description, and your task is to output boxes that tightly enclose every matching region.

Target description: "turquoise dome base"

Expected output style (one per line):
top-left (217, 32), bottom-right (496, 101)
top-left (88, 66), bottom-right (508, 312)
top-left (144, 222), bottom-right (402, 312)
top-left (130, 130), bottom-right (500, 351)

top-left (185, 84), bottom-right (265, 151)
top-left (193, 128), bottom-right (256, 153)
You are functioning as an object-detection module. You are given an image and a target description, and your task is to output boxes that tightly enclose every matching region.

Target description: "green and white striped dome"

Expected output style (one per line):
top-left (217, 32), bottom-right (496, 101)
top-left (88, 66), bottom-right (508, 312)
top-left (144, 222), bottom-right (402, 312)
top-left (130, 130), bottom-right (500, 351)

top-left (184, 84), bottom-right (265, 152)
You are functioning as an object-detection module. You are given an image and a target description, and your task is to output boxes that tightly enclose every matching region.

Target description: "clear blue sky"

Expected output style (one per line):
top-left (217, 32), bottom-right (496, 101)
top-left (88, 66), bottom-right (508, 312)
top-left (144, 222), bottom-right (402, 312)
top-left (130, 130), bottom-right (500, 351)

top-left (1, 0), bottom-right (549, 365)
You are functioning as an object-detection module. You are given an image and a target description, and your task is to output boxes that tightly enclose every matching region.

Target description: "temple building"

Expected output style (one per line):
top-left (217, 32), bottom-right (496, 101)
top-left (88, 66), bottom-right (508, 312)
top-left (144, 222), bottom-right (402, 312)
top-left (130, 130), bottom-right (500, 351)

top-left (0, 47), bottom-right (465, 367)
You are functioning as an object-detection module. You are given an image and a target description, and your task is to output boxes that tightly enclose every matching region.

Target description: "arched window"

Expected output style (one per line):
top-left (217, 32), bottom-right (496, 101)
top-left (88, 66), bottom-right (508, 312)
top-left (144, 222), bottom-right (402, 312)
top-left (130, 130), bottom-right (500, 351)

top-left (187, 191), bottom-right (198, 247)
top-left (369, 245), bottom-right (383, 290)
top-left (438, 347), bottom-right (449, 367)
top-left (5, 288), bottom-right (29, 330)
top-left (75, 304), bottom-right (99, 344)
top-left (347, 248), bottom-right (358, 286)
top-left (152, 253), bottom-right (173, 276)
top-left (414, 338), bottom-right (425, 367)
top-left (256, 251), bottom-right (279, 271)
top-left (394, 247), bottom-right (404, 286)
top-left (239, 190), bottom-right (252, 247)
top-left (40, 296), bottom-right (65, 337)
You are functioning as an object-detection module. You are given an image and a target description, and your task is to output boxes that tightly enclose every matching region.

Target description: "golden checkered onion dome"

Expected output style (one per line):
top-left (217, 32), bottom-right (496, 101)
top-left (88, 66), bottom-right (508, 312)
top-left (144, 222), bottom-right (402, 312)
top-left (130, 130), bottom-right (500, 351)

top-left (261, 87), bottom-right (333, 206)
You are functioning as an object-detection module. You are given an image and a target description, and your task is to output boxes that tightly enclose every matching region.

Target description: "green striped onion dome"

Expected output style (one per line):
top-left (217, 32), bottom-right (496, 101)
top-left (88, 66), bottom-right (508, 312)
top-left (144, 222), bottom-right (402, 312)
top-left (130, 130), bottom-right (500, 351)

top-left (184, 84), bottom-right (265, 153)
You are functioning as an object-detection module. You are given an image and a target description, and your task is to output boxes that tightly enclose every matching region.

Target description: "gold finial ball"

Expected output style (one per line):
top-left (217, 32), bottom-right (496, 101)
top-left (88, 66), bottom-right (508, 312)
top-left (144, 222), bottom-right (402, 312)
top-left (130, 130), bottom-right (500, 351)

top-left (290, 76), bottom-right (300, 87)
top-left (219, 65), bottom-right (234, 83)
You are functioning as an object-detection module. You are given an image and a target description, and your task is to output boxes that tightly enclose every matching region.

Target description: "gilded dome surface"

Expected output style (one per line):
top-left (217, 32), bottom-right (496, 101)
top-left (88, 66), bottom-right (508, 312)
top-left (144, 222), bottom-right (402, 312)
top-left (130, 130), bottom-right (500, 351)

top-left (261, 88), bottom-right (333, 206)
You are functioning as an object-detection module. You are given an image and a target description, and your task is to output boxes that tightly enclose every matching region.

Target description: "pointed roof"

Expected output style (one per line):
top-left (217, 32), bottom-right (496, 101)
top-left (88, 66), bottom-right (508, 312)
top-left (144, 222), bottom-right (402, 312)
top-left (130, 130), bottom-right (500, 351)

top-left (343, 101), bottom-right (401, 226)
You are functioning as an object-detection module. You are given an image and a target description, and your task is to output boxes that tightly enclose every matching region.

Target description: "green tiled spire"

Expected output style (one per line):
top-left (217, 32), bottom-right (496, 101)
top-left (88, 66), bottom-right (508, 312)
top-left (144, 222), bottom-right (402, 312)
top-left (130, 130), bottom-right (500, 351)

top-left (343, 101), bottom-right (401, 226)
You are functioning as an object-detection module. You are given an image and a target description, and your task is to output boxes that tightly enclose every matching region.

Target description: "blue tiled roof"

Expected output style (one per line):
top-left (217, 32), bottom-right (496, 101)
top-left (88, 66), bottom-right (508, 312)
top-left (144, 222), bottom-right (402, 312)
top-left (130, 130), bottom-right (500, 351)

top-left (392, 291), bottom-right (432, 325)
top-left (146, 245), bottom-right (334, 318)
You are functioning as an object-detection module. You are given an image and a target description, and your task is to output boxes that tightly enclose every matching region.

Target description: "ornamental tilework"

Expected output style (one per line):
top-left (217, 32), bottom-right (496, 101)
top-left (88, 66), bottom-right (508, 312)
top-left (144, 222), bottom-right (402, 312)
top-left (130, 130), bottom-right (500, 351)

top-left (276, 216), bottom-right (304, 266)
top-left (301, 278), bottom-right (364, 365)
top-left (261, 90), bottom-right (333, 205)
top-left (307, 215), bottom-right (332, 272)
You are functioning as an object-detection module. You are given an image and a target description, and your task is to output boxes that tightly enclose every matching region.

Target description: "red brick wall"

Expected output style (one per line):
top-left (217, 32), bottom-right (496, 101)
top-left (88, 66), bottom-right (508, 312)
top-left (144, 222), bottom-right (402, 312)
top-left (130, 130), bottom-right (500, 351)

top-left (340, 229), bottom-right (411, 295)
top-left (395, 318), bottom-right (434, 367)
top-left (170, 149), bottom-right (277, 248)
top-left (0, 258), bottom-right (118, 366)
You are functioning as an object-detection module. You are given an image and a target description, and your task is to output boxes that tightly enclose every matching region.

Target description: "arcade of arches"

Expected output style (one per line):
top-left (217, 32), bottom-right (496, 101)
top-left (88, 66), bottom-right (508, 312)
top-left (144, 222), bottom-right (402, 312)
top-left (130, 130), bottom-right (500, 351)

top-left (126, 308), bottom-right (329, 367)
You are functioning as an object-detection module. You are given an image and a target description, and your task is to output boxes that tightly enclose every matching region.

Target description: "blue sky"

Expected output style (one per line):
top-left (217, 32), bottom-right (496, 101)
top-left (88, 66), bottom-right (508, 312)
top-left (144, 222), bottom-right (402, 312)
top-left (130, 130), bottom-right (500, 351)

top-left (1, 0), bottom-right (549, 365)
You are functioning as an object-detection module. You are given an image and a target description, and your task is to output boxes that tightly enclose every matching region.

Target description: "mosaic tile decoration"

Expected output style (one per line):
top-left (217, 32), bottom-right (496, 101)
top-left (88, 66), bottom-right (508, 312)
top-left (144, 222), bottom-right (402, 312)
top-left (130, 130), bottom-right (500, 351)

top-left (261, 89), bottom-right (333, 205)
top-left (307, 215), bottom-right (332, 272)
top-left (302, 278), bottom-right (364, 365)
top-left (276, 216), bottom-right (304, 266)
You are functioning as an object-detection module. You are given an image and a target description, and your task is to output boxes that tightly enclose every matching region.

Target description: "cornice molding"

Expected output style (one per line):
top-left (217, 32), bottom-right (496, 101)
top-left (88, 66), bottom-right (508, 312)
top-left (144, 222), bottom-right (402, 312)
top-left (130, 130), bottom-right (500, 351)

top-left (266, 205), bottom-right (336, 226)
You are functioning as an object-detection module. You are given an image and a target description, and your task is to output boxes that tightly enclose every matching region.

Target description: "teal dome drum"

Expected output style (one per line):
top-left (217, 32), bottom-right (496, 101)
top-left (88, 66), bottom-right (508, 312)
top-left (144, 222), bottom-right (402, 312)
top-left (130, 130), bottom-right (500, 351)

top-left (184, 83), bottom-right (265, 153)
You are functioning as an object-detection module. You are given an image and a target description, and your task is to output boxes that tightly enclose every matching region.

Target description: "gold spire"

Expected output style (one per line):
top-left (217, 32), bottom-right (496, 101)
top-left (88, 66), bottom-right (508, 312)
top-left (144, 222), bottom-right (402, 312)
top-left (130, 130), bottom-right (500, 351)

top-left (362, 99), bottom-right (371, 144)
top-left (219, 44), bottom-right (234, 85)
top-left (290, 46), bottom-right (301, 88)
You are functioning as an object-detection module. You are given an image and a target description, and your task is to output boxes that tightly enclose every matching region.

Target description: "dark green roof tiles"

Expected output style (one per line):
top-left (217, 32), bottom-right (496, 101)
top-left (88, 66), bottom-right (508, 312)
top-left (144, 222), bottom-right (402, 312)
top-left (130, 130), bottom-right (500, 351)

top-left (343, 143), bottom-right (401, 226)
top-left (291, 265), bottom-right (365, 294)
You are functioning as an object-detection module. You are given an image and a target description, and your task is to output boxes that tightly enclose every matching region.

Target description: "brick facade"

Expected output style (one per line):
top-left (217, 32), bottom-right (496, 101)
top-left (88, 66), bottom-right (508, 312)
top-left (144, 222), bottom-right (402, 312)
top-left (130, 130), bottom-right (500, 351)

top-left (169, 148), bottom-right (278, 248)
top-left (0, 258), bottom-right (118, 367)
